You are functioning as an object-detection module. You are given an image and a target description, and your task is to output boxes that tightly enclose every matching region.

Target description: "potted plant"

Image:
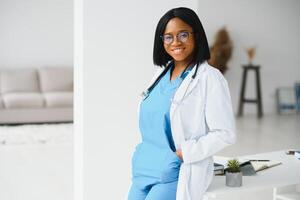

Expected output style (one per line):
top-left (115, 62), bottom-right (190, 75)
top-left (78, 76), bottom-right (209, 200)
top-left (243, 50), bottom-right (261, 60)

top-left (225, 159), bottom-right (242, 187)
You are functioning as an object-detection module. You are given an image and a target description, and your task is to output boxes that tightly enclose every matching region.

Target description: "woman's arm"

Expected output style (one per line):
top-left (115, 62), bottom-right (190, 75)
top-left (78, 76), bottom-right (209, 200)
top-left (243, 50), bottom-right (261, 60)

top-left (180, 75), bottom-right (236, 164)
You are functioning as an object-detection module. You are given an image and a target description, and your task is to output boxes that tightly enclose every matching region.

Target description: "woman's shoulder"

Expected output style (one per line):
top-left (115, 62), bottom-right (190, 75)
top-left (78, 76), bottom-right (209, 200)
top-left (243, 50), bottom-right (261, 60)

top-left (154, 65), bottom-right (165, 73)
top-left (202, 62), bottom-right (227, 83)
top-left (197, 62), bottom-right (228, 91)
top-left (203, 62), bottom-right (224, 79)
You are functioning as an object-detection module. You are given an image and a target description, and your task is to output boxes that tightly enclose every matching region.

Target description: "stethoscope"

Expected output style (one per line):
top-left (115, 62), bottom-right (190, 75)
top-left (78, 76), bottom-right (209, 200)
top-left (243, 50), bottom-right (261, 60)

top-left (141, 60), bottom-right (200, 100)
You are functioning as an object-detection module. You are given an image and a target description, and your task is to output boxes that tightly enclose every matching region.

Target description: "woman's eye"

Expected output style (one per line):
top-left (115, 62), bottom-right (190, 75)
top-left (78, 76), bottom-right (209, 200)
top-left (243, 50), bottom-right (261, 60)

top-left (164, 35), bottom-right (173, 42)
top-left (179, 32), bottom-right (189, 39)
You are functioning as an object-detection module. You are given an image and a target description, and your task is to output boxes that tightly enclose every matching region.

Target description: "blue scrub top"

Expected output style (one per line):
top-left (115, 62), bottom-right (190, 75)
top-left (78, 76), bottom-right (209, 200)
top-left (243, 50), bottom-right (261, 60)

top-left (132, 63), bottom-right (192, 187)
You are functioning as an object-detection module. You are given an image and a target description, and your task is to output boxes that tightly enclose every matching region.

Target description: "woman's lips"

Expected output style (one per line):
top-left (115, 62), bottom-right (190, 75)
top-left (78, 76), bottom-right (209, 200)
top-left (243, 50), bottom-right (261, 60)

top-left (172, 47), bottom-right (185, 55)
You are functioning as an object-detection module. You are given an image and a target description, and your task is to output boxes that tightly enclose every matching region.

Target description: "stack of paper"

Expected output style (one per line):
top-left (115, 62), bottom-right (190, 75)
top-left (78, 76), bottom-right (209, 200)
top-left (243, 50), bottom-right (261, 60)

top-left (214, 163), bottom-right (225, 175)
top-left (250, 160), bottom-right (282, 172)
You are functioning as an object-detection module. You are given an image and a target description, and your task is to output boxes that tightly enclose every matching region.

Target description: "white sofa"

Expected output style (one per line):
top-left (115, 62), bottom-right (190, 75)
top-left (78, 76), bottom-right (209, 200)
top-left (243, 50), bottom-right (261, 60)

top-left (0, 67), bottom-right (73, 124)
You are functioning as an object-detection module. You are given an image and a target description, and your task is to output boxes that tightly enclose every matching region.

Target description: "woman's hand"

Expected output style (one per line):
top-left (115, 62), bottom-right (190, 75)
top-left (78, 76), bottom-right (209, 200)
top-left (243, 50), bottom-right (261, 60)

top-left (176, 150), bottom-right (183, 161)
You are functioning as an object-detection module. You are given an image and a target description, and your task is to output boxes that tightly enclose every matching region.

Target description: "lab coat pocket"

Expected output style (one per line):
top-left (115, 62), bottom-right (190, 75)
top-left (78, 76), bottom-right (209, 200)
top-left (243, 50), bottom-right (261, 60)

top-left (179, 96), bottom-right (206, 140)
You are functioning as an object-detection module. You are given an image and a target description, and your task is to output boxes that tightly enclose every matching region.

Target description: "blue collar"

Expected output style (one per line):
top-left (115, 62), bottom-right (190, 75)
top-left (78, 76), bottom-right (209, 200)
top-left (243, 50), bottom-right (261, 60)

top-left (180, 66), bottom-right (193, 79)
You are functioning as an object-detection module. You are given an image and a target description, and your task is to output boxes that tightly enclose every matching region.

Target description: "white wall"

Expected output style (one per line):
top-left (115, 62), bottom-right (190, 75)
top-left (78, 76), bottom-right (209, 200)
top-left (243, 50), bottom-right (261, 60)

top-left (0, 0), bottom-right (73, 68)
top-left (83, 1), bottom-right (197, 199)
top-left (198, 0), bottom-right (300, 114)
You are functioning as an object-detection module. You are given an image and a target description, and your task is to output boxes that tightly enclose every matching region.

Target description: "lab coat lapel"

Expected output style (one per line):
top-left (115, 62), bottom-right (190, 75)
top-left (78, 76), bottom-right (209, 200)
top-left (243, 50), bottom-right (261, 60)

top-left (170, 62), bottom-right (206, 149)
top-left (172, 62), bottom-right (203, 103)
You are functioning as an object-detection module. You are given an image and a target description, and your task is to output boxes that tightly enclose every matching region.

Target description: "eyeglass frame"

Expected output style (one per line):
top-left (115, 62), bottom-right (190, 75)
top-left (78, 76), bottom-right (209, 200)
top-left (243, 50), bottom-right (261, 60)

top-left (160, 31), bottom-right (194, 45)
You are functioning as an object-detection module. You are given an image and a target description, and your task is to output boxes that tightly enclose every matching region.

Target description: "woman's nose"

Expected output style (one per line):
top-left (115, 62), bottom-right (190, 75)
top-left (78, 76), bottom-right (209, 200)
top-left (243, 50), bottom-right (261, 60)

top-left (171, 36), bottom-right (182, 45)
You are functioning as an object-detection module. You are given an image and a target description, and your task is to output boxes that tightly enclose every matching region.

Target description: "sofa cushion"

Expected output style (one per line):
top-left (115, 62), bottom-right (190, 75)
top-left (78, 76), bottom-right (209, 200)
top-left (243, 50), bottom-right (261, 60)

top-left (0, 68), bottom-right (39, 94)
top-left (2, 93), bottom-right (44, 108)
top-left (39, 67), bottom-right (73, 92)
top-left (43, 92), bottom-right (73, 107)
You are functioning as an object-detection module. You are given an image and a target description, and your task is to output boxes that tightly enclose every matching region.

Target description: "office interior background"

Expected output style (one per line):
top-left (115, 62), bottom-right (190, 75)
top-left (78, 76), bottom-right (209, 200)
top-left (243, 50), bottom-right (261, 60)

top-left (84, 0), bottom-right (300, 199)
top-left (0, 0), bottom-right (299, 200)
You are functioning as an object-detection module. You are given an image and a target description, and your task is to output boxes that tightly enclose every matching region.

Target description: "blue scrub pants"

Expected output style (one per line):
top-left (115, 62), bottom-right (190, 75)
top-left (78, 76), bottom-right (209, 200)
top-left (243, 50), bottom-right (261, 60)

top-left (128, 181), bottom-right (178, 200)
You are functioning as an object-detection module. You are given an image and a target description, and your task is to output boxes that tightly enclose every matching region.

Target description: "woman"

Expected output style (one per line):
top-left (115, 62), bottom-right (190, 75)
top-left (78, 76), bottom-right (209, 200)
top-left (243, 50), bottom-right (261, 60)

top-left (128, 7), bottom-right (236, 200)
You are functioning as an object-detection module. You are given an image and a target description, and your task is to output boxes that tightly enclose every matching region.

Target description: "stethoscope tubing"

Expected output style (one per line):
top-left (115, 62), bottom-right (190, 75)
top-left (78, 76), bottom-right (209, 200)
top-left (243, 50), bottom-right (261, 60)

top-left (142, 61), bottom-right (199, 100)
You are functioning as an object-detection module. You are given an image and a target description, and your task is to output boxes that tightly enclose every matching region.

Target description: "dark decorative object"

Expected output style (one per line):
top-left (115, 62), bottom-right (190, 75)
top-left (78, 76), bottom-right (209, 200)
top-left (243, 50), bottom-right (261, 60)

top-left (245, 47), bottom-right (256, 65)
top-left (208, 27), bottom-right (233, 74)
top-left (237, 64), bottom-right (263, 118)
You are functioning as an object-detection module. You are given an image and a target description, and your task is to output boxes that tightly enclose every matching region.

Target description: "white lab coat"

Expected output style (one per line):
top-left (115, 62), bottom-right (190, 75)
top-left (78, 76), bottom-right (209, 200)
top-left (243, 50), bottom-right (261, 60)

top-left (139, 61), bottom-right (236, 200)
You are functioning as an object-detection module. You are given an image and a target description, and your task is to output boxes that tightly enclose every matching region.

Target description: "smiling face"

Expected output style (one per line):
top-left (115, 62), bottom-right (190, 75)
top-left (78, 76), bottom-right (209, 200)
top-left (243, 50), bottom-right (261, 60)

top-left (163, 17), bottom-right (195, 66)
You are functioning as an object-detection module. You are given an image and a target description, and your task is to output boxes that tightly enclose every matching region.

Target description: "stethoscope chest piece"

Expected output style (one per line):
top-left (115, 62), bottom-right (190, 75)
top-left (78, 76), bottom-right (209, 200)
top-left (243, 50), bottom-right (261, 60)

top-left (141, 90), bottom-right (150, 100)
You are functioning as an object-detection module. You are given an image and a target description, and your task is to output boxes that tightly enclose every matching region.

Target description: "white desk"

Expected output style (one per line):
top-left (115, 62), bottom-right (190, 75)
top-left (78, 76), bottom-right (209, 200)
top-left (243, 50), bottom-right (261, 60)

top-left (203, 150), bottom-right (300, 200)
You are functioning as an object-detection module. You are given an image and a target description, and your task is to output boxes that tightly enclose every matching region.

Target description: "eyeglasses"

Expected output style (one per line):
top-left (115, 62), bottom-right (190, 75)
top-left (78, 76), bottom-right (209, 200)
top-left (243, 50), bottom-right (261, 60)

top-left (161, 31), bottom-right (193, 45)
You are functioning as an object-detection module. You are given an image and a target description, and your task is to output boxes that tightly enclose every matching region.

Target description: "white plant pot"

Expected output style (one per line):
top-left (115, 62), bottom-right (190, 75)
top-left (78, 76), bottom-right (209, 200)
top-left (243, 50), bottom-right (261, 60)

top-left (225, 171), bottom-right (242, 187)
